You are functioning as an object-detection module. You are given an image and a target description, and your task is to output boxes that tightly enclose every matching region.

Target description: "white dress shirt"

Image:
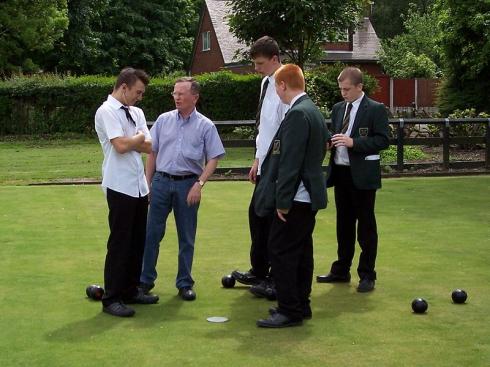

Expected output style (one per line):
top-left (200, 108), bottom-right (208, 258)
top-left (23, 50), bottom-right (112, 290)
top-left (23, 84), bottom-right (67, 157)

top-left (255, 74), bottom-right (289, 174)
top-left (334, 92), bottom-right (365, 166)
top-left (95, 95), bottom-right (151, 198)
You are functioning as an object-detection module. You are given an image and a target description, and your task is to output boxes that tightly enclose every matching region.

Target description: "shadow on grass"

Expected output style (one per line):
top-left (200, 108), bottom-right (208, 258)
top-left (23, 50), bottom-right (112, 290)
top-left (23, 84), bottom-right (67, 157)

top-left (312, 282), bottom-right (376, 319)
top-left (44, 295), bottom-right (187, 343)
top-left (200, 281), bottom-right (376, 356)
top-left (45, 311), bottom-right (121, 343)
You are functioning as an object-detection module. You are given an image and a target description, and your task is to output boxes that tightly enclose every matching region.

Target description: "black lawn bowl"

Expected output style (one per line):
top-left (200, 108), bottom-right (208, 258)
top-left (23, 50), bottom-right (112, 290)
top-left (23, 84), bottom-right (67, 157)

top-left (451, 289), bottom-right (468, 304)
top-left (221, 274), bottom-right (236, 288)
top-left (86, 284), bottom-right (104, 301)
top-left (412, 298), bottom-right (428, 314)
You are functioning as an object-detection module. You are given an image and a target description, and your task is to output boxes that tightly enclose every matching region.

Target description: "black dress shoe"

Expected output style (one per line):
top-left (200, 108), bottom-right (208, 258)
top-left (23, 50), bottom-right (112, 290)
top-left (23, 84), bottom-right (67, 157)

top-left (139, 282), bottom-right (154, 295)
top-left (357, 278), bottom-right (375, 293)
top-left (103, 302), bottom-right (135, 317)
top-left (269, 306), bottom-right (312, 320)
top-left (125, 289), bottom-right (159, 304)
top-left (178, 287), bottom-right (196, 301)
top-left (316, 272), bottom-right (351, 283)
top-left (231, 270), bottom-right (262, 286)
top-left (250, 280), bottom-right (276, 300)
top-left (257, 312), bottom-right (303, 328)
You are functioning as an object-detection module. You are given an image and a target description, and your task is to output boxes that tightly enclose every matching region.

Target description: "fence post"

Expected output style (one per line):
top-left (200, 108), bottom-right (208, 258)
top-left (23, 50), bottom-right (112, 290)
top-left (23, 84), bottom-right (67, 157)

top-left (397, 118), bottom-right (404, 171)
top-left (443, 118), bottom-right (450, 170)
top-left (486, 118), bottom-right (490, 170)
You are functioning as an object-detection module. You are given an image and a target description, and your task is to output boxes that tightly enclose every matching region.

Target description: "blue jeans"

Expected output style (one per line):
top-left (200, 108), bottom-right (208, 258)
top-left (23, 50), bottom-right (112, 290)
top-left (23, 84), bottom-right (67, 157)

top-left (140, 173), bottom-right (199, 289)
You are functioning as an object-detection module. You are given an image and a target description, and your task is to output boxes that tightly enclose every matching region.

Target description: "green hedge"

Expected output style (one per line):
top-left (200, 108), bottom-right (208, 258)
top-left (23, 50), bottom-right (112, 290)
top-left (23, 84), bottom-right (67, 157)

top-left (0, 72), bottom-right (261, 135)
top-left (0, 64), bottom-right (378, 135)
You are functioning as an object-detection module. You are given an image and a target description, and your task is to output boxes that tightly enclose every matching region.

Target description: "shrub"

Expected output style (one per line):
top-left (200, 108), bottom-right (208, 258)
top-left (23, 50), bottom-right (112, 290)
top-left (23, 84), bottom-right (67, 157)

top-left (381, 145), bottom-right (426, 163)
top-left (0, 72), bottom-right (261, 135)
top-left (0, 65), bottom-right (378, 135)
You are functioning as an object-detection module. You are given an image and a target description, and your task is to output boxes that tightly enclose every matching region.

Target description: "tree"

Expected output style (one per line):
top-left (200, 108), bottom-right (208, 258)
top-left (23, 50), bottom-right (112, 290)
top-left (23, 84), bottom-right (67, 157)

top-left (94, 0), bottom-right (199, 75)
top-left (226, 0), bottom-right (367, 69)
top-left (371, 0), bottom-right (435, 39)
top-left (0, 0), bottom-right (68, 75)
top-left (436, 0), bottom-right (490, 114)
top-left (44, 0), bottom-right (201, 75)
top-left (378, 5), bottom-right (442, 78)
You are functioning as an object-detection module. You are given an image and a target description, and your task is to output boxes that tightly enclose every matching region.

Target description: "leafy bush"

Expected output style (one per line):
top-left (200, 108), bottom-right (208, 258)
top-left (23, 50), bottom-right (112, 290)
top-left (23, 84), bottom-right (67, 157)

top-left (380, 145), bottom-right (426, 163)
top-left (447, 108), bottom-right (488, 149)
top-left (0, 72), bottom-right (261, 134)
top-left (0, 65), bottom-right (378, 135)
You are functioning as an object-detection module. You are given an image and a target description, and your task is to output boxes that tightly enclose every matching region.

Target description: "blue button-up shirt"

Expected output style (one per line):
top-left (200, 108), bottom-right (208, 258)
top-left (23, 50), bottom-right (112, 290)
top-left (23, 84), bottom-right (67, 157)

top-left (150, 109), bottom-right (225, 175)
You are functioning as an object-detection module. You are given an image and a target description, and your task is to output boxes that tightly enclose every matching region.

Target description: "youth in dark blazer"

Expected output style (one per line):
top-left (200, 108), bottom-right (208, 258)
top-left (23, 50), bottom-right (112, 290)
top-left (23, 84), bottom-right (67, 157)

top-left (254, 64), bottom-right (331, 328)
top-left (317, 67), bottom-right (389, 293)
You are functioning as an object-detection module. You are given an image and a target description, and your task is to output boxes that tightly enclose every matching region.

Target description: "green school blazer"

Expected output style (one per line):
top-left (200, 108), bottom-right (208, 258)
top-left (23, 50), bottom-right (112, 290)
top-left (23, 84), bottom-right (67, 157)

top-left (326, 95), bottom-right (389, 190)
top-left (254, 95), bottom-right (331, 217)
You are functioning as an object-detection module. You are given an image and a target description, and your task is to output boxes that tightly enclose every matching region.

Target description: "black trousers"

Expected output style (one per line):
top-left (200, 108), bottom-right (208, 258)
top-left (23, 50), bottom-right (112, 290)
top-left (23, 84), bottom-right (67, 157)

top-left (268, 202), bottom-right (317, 320)
top-left (102, 188), bottom-right (148, 306)
top-left (330, 165), bottom-right (378, 280)
top-left (248, 176), bottom-right (273, 279)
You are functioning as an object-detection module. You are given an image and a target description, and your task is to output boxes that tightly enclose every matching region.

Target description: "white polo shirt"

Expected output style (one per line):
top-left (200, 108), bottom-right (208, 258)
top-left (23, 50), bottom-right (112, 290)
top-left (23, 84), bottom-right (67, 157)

top-left (95, 95), bottom-right (151, 198)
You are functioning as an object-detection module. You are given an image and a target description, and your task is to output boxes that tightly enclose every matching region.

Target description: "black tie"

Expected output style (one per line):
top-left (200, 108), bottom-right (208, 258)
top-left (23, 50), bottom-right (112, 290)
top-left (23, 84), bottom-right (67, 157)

top-left (121, 106), bottom-right (136, 126)
top-left (340, 103), bottom-right (353, 134)
top-left (255, 78), bottom-right (270, 131)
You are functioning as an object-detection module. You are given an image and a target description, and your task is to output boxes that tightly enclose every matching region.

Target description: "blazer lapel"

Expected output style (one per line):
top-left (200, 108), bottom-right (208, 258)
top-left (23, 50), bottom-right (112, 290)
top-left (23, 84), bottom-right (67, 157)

top-left (264, 94), bottom-right (308, 158)
top-left (350, 96), bottom-right (368, 136)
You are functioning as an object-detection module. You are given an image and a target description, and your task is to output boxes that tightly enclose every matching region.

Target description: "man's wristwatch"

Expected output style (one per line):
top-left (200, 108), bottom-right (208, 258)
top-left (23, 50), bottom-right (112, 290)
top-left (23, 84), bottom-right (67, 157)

top-left (197, 179), bottom-right (205, 188)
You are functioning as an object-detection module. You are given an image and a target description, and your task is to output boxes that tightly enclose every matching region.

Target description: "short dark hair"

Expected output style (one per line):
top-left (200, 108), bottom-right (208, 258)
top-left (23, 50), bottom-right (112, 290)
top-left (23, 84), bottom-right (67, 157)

top-left (250, 36), bottom-right (280, 60)
top-left (175, 76), bottom-right (200, 95)
top-left (338, 67), bottom-right (363, 86)
top-left (115, 67), bottom-right (149, 89)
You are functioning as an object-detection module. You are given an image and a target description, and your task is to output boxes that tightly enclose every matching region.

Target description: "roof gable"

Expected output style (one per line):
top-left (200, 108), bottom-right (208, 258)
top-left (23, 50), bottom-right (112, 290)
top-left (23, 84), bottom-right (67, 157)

top-left (205, 0), bottom-right (247, 65)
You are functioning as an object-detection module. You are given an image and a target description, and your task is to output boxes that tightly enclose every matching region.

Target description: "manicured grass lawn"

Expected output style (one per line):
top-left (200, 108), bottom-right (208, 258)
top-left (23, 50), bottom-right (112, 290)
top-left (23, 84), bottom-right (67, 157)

top-left (1, 136), bottom-right (429, 185)
top-left (0, 177), bottom-right (489, 366)
top-left (0, 136), bottom-right (257, 184)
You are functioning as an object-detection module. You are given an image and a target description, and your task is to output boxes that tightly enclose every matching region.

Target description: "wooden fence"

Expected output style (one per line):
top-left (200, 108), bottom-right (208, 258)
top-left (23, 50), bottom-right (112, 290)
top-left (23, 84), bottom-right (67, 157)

top-left (149, 118), bottom-right (490, 172)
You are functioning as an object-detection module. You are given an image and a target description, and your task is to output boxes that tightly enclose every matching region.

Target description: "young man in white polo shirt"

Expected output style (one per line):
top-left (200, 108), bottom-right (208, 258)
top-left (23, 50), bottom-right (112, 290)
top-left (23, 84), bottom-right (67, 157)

top-left (95, 67), bottom-right (159, 317)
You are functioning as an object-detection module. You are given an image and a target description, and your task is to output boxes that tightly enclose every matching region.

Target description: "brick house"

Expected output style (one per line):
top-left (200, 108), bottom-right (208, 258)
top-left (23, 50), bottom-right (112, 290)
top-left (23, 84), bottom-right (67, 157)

top-left (189, 0), bottom-right (438, 109)
top-left (190, 0), bottom-right (382, 76)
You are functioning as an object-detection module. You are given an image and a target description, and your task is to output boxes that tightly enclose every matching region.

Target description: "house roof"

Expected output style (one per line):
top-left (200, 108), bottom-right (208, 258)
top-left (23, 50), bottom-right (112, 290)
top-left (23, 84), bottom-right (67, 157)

top-left (205, 0), bottom-right (247, 65)
top-left (323, 18), bottom-right (381, 62)
top-left (204, 1), bottom-right (381, 64)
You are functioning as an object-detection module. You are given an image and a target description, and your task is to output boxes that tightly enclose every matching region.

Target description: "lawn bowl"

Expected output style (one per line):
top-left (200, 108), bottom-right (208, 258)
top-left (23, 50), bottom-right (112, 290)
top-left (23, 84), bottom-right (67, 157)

top-left (451, 289), bottom-right (467, 304)
top-left (86, 284), bottom-right (104, 301)
top-left (411, 298), bottom-right (428, 314)
top-left (221, 274), bottom-right (236, 288)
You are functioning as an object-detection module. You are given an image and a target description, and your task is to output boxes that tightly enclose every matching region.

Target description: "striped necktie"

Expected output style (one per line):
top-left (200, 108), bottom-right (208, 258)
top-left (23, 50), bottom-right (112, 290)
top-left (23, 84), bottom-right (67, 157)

top-left (340, 103), bottom-right (353, 134)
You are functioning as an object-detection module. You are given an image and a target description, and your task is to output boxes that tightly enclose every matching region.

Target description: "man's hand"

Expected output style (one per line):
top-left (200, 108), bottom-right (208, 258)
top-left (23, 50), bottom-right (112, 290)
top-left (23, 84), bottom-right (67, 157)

top-left (248, 159), bottom-right (259, 183)
top-left (277, 208), bottom-right (289, 222)
top-left (134, 131), bottom-right (145, 144)
top-left (331, 134), bottom-right (353, 148)
top-left (186, 182), bottom-right (202, 206)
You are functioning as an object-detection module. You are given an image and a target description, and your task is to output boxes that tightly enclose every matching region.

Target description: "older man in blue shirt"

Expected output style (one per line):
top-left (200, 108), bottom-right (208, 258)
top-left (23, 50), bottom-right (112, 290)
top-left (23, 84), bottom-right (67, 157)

top-left (140, 77), bottom-right (225, 301)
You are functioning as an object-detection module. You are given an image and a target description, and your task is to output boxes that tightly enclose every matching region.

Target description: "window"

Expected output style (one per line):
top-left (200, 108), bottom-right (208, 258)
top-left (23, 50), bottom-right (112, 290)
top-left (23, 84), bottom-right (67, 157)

top-left (336, 29), bottom-right (350, 42)
top-left (202, 31), bottom-right (211, 51)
